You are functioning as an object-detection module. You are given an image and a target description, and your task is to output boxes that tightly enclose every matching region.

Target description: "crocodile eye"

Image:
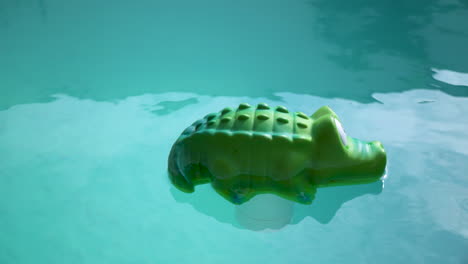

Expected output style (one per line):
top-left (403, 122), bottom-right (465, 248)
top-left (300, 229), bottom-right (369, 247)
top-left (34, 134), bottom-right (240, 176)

top-left (334, 118), bottom-right (348, 146)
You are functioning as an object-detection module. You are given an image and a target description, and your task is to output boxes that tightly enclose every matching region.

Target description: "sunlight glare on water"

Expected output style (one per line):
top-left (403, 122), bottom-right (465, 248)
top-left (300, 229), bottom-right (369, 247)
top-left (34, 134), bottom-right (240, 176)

top-left (1, 90), bottom-right (467, 263)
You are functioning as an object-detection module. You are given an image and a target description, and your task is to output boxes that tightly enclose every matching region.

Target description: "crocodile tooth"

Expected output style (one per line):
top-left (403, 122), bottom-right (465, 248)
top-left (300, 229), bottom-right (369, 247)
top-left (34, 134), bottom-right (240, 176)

top-left (238, 103), bottom-right (251, 110)
top-left (257, 103), bottom-right (270, 110)
top-left (221, 107), bottom-right (233, 115)
top-left (237, 114), bottom-right (250, 120)
top-left (296, 112), bottom-right (309, 119)
top-left (277, 117), bottom-right (289, 124)
top-left (207, 120), bottom-right (216, 127)
top-left (297, 122), bottom-right (307, 128)
top-left (205, 113), bottom-right (217, 121)
top-left (276, 106), bottom-right (289, 113)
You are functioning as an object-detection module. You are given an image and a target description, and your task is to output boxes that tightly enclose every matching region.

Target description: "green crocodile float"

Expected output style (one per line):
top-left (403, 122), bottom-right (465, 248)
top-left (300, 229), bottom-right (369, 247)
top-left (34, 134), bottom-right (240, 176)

top-left (168, 103), bottom-right (386, 205)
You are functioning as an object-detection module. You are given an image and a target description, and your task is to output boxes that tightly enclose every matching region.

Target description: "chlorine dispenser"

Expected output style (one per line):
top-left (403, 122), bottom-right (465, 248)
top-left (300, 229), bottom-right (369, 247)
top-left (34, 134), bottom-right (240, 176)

top-left (168, 103), bottom-right (386, 205)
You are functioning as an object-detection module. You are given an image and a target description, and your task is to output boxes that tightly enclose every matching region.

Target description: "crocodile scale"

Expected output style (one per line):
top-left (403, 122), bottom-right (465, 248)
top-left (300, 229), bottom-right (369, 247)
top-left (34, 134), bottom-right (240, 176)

top-left (181, 103), bottom-right (314, 142)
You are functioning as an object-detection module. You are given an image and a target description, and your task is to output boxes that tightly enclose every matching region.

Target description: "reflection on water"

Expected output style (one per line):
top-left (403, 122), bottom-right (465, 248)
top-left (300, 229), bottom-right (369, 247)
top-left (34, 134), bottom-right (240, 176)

top-left (1, 0), bottom-right (468, 110)
top-left (235, 194), bottom-right (294, 231)
top-left (292, 180), bottom-right (383, 225)
top-left (171, 180), bottom-right (383, 230)
top-left (0, 90), bottom-right (467, 263)
top-left (150, 97), bottom-right (199, 115)
top-left (432, 68), bottom-right (468, 87)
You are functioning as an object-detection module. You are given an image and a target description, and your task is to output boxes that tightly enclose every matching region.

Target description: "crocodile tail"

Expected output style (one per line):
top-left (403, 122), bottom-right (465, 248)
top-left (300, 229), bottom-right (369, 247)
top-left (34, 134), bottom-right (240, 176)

top-left (168, 144), bottom-right (194, 193)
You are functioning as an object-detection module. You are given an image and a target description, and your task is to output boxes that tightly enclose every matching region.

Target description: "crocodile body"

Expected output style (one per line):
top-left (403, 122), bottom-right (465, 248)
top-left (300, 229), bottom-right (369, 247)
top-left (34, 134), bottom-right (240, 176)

top-left (168, 103), bottom-right (386, 204)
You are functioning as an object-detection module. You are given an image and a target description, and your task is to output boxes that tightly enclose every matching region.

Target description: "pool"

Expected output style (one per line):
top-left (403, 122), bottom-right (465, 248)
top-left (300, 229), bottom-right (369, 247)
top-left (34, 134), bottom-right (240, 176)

top-left (1, 0), bottom-right (467, 263)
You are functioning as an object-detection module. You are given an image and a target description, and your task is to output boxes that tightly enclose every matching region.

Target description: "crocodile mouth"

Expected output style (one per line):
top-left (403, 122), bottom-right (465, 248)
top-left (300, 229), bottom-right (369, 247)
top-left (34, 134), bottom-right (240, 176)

top-left (348, 138), bottom-right (385, 158)
top-left (327, 138), bottom-right (388, 183)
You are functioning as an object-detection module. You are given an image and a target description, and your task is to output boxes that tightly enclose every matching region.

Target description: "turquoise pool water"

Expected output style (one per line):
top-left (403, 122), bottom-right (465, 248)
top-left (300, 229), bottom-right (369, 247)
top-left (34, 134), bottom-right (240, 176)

top-left (1, 0), bottom-right (468, 263)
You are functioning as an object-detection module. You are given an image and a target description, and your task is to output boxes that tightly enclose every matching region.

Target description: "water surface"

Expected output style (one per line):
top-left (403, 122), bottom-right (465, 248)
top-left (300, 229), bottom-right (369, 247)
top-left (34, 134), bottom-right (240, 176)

top-left (1, 0), bottom-right (468, 263)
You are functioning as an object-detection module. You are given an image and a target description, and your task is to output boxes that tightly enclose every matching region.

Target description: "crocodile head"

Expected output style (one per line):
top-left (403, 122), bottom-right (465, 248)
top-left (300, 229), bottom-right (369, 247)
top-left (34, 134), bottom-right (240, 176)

top-left (310, 106), bottom-right (387, 186)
